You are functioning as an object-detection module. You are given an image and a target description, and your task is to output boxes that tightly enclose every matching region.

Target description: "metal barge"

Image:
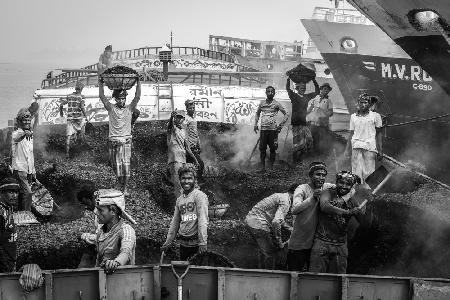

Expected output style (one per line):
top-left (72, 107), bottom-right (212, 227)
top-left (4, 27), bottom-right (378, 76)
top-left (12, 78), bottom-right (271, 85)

top-left (1, 264), bottom-right (450, 299)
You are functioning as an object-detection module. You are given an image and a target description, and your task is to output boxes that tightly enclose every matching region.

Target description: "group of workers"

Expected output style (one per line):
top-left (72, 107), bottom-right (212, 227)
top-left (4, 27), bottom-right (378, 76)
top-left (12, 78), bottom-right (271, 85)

top-left (1, 53), bottom-right (383, 275)
top-left (253, 78), bottom-right (335, 172)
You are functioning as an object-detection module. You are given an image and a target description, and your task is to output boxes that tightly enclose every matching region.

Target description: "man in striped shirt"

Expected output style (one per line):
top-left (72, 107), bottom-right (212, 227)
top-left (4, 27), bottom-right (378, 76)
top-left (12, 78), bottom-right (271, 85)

top-left (59, 81), bottom-right (87, 159)
top-left (95, 189), bottom-right (136, 274)
top-left (184, 99), bottom-right (204, 181)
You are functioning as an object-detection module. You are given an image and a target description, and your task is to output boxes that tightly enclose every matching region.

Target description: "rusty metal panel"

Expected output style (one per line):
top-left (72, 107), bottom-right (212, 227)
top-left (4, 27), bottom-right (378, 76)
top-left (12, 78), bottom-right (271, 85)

top-left (224, 269), bottom-right (291, 300)
top-left (348, 277), bottom-right (409, 300)
top-left (106, 266), bottom-right (154, 300)
top-left (52, 271), bottom-right (98, 300)
top-left (412, 280), bottom-right (450, 300)
top-left (0, 274), bottom-right (45, 300)
top-left (298, 274), bottom-right (341, 300)
top-left (160, 266), bottom-right (217, 300)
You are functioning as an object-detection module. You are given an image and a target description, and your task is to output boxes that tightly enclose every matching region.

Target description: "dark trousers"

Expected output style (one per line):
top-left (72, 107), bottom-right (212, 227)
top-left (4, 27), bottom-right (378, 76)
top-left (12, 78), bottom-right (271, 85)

top-left (310, 125), bottom-right (331, 154)
top-left (286, 249), bottom-right (311, 272)
top-left (179, 245), bottom-right (199, 261)
top-left (187, 147), bottom-right (204, 179)
top-left (259, 130), bottom-right (278, 166)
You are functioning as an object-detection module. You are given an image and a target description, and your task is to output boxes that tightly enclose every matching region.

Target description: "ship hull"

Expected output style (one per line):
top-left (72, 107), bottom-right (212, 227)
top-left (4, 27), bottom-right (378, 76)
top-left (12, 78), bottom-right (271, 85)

top-left (302, 19), bottom-right (450, 179)
top-left (347, 0), bottom-right (450, 95)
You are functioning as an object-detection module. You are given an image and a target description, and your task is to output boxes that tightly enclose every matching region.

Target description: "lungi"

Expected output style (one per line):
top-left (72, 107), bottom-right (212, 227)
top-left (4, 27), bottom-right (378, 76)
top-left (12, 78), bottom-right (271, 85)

top-left (292, 125), bottom-right (313, 155)
top-left (109, 139), bottom-right (132, 177)
top-left (66, 119), bottom-right (86, 136)
top-left (351, 148), bottom-right (376, 185)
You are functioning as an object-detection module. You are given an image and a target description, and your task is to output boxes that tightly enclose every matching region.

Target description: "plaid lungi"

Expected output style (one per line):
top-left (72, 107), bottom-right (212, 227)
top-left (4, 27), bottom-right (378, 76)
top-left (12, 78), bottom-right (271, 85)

top-left (109, 139), bottom-right (132, 177)
top-left (292, 125), bottom-right (313, 154)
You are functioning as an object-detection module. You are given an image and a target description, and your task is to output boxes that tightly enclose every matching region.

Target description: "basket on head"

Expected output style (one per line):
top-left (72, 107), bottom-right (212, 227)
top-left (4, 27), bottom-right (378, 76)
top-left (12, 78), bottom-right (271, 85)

top-left (286, 63), bottom-right (316, 84)
top-left (100, 65), bottom-right (139, 90)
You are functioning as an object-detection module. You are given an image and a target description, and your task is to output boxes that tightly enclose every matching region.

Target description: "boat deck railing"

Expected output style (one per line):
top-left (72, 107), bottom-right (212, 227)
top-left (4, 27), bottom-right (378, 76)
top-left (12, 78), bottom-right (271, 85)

top-left (312, 6), bottom-right (373, 25)
top-left (40, 46), bottom-right (263, 89)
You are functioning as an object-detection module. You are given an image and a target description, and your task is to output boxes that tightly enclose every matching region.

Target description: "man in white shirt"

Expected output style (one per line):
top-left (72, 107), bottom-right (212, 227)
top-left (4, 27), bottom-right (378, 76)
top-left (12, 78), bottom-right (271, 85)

top-left (11, 111), bottom-right (36, 211)
top-left (344, 94), bottom-right (383, 186)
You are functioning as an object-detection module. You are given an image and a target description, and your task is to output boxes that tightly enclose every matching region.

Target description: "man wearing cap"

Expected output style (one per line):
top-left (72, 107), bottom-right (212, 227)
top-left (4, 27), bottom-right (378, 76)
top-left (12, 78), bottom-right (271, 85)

top-left (12, 110), bottom-right (36, 211)
top-left (254, 86), bottom-right (289, 171)
top-left (287, 162), bottom-right (333, 272)
top-left (184, 99), bottom-right (204, 181)
top-left (60, 81), bottom-right (87, 159)
top-left (307, 83), bottom-right (334, 154)
top-left (245, 184), bottom-right (296, 269)
top-left (344, 94), bottom-right (383, 186)
top-left (98, 45), bottom-right (114, 74)
top-left (167, 110), bottom-right (198, 199)
top-left (95, 189), bottom-right (136, 274)
top-left (309, 171), bottom-right (366, 274)
top-left (286, 78), bottom-right (319, 163)
top-left (99, 78), bottom-right (141, 196)
top-left (0, 177), bottom-right (20, 272)
top-left (161, 164), bottom-right (208, 260)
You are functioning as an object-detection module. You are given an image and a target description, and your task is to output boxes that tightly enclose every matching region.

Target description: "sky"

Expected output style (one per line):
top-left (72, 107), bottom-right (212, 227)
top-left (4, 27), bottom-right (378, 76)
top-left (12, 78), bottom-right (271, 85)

top-left (0, 0), bottom-right (343, 66)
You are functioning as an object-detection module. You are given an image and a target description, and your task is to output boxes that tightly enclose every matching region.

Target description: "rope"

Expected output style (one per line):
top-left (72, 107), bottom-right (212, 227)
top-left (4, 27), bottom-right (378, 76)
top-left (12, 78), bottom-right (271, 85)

top-left (385, 113), bottom-right (450, 128)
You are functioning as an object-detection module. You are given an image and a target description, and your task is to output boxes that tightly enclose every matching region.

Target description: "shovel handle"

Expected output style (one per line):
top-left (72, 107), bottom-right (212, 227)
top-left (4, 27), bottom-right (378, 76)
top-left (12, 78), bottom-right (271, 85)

top-left (372, 171), bottom-right (394, 195)
top-left (160, 251), bottom-right (165, 265)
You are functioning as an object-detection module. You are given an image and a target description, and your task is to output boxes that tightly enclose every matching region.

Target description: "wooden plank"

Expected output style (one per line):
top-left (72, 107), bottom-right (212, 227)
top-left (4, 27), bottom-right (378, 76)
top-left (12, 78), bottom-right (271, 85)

top-left (45, 273), bottom-right (53, 300)
top-left (290, 272), bottom-right (298, 300)
top-left (341, 276), bottom-right (348, 300)
top-left (217, 268), bottom-right (226, 300)
top-left (98, 270), bottom-right (107, 300)
top-left (153, 266), bottom-right (161, 300)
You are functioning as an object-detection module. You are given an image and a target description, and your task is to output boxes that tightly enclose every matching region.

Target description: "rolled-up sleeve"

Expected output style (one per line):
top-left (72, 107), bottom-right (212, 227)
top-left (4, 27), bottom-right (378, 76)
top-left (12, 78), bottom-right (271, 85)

top-left (114, 224), bottom-right (136, 266)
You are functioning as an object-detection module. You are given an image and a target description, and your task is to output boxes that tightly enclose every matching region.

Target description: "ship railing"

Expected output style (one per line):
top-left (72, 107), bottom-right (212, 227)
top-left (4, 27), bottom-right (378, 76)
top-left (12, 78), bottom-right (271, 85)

top-left (40, 70), bottom-right (272, 90)
top-left (312, 6), bottom-right (373, 25)
top-left (40, 46), bottom-right (262, 89)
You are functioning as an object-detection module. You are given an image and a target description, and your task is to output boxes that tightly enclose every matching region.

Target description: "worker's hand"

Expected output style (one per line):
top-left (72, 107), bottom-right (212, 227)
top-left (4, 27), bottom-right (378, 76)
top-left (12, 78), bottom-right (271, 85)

top-left (254, 126), bottom-right (259, 134)
top-left (348, 207), bottom-right (361, 215)
top-left (171, 111), bottom-right (178, 118)
top-left (24, 130), bottom-right (33, 139)
top-left (198, 245), bottom-right (207, 253)
top-left (377, 152), bottom-right (383, 161)
top-left (313, 188), bottom-right (322, 199)
top-left (102, 260), bottom-right (120, 274)
top-left (343, 149), bottom-right (351, 160)
top-left (276, 125), bottom-right (282, 134)
top-left (98, 77), bottom-right (104, 84)
top-left (160, 242), bottom-right (171, 252)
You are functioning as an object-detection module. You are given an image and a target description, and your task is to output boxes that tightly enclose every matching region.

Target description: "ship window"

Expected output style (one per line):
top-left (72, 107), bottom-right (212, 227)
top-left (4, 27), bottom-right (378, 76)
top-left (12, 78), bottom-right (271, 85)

top-left (340, 37), bottom-right (357, 53)
top-left (408, 9), bottom-right (450, 32)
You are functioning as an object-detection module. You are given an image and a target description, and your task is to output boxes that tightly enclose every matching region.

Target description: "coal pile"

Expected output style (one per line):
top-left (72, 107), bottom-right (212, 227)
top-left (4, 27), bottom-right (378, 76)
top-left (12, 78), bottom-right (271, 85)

top-left (2, 121), bottom-right (450, 277)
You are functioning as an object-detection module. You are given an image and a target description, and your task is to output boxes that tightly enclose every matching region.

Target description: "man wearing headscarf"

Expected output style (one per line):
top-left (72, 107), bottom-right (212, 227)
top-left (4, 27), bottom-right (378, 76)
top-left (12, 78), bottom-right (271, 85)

top-left (12, 110), bottom-right (36, 211)
top-left (98, 45), bottom-right (114, 74)
top-left (0, 177), bottom-right (20, 272)
top-left (94, 189), bottom-right (136, 274)
top-left (286, 162), bottom-right (333, 272)
top-left (309, 171), bottom-right (366, 274)
top-left (16, 102), bottom-right (39, 131)
top-left (344, 93), bottom-right (383, 186)
top-left (59, 81), bottom-right (87, 159)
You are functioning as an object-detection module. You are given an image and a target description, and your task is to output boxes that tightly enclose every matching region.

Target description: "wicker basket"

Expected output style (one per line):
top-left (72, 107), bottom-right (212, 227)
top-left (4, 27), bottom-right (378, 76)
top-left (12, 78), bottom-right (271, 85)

top-left (286, 63), bottom-right (316, 84)
top-left (100, 65), bottom-right (139, 90)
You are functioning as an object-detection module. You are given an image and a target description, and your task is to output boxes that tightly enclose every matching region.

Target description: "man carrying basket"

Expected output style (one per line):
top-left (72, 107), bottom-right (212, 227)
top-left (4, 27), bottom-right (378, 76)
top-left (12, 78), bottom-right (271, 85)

top-left (99, 75), bottom-right (141, 196)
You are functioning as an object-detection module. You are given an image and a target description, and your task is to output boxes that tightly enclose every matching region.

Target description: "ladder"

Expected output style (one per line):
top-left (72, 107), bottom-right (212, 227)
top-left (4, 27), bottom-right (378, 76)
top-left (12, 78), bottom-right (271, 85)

top-left (156, 83), bottom-right (174, 120)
